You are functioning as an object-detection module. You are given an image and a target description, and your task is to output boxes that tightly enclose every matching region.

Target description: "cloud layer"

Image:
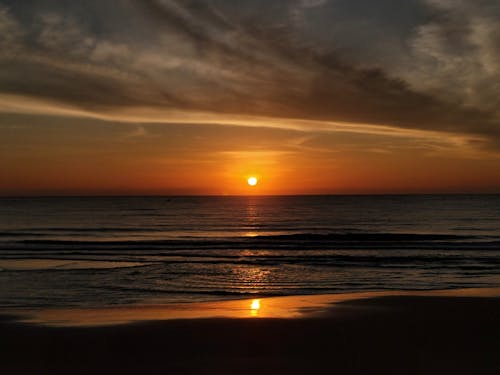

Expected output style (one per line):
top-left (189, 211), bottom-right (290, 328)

top-left (1, 0), bottom-right (500, 148)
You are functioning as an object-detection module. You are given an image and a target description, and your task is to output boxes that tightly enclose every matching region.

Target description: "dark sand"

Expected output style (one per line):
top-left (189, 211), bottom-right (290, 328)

top-left (2, 295), bottom-right (500, 374)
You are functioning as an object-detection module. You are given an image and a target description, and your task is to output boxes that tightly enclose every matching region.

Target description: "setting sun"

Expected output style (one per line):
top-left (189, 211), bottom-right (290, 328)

top-left (247, 177), bottom-right (258, 186)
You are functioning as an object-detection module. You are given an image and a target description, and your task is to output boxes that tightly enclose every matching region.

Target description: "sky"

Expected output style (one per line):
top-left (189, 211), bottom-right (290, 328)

top-left (1, 0), bottom-right (500, 195)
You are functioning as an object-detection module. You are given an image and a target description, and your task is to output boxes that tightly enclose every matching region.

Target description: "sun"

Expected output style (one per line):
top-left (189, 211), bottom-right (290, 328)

top-left (247, 177), bottom-right (258, 186)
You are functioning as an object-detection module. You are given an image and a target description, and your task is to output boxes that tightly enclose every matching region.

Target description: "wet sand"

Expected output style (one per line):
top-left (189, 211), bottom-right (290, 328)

top-left (1, 290), bottom-right (500, 374)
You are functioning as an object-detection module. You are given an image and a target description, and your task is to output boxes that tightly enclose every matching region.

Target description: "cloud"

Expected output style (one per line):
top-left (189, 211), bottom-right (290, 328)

top-left (0, 0), bottom-right (499, 150)
top-left (35, 13), bottom-right (95, 56)
top-left (0, 5), bottom-right (23, 52)
top-left (404, 0), bottom-right (500, 117)
top-left (300, 0), bottom-right (328, 8)
top-left (290, 0), bottom-right (328, 27)
top-left (90, 41), bottom-right (132, 65)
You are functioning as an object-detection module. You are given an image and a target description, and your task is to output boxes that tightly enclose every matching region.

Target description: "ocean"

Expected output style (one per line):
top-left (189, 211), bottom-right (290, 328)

top-left (1, 195), bottom-right (499, 309)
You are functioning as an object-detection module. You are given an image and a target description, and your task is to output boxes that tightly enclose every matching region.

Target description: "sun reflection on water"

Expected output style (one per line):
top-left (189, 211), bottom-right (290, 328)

top-left (250, 299), bottom-right (261, 317)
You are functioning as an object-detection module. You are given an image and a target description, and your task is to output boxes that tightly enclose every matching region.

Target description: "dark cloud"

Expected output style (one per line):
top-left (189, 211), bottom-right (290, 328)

top-left (0, 0), bottom-right (499, 148)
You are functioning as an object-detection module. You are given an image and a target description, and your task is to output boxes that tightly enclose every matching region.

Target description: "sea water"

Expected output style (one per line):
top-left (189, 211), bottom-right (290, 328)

top-left (1, 195), bottom-right (499, 308)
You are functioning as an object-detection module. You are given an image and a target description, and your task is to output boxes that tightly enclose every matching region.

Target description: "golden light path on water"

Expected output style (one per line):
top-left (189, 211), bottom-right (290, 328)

top-left (11, 288), bottom-right (500, 327)
top-left (250, 299), bottom-right (261, 317)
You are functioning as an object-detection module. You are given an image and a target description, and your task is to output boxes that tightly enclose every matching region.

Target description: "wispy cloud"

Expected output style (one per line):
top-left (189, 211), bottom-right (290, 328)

top-left (0, 0), bottom-right (499, 150)
top-left (406, 0), bottom-right (500, 114)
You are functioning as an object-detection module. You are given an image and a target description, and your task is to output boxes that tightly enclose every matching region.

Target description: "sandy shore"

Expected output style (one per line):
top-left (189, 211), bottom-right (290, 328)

top-left (1, 289), bottom-right (500, 374)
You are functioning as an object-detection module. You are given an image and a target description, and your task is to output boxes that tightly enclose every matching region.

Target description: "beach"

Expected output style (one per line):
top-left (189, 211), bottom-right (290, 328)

top-left (1, 196), bottom-right (499, 373)
top-left (2, 289), bottom-right (499, 374)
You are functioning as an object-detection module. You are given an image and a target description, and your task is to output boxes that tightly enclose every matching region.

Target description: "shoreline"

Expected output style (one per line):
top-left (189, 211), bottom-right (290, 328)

top-left (1, 288), bottom-right (499, 374)
top-left (5, 287), bottom-right (500, 327)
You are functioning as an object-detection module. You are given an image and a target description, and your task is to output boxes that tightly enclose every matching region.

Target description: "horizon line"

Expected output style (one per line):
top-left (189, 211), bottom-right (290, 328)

top-left (2, 192), bottom-right (500, 199)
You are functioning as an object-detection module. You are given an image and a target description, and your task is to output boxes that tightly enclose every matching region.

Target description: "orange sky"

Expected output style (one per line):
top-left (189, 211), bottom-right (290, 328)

top-left (1, 115), bottom-right (499, 196)
top-left (1, 1), bottom-right (500, 195)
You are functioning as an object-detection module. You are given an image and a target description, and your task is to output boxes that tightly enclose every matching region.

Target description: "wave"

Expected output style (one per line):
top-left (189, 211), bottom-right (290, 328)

top-left (0, 227), bottom-right (170, 233)
top-left (1, 232), bottom-right (500, 250)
